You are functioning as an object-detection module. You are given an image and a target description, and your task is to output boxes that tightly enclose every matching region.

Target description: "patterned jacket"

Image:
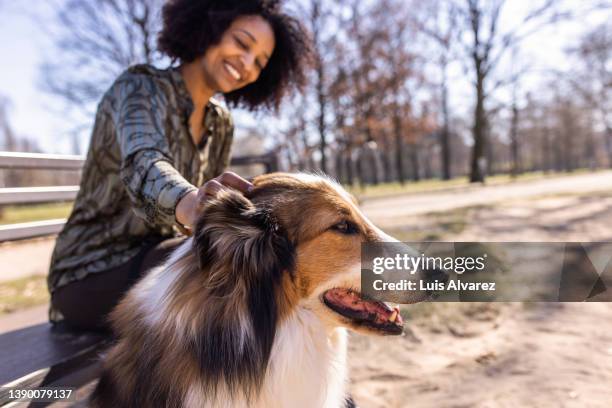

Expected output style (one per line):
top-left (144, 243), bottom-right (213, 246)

top-left (47, 64), bottom-right (234, 321)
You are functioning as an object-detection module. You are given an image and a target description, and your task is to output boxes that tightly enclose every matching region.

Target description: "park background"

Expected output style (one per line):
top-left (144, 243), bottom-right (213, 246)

top-left (1, 0), bottom-right (611, 406)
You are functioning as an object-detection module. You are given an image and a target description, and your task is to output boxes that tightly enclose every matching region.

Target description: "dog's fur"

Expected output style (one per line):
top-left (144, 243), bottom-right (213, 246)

top-left (90, 173), bottom-right (430, 408)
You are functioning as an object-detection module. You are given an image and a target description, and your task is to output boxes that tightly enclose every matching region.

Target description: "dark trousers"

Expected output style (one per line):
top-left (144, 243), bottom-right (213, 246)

top-left (51, 236), bottom-right (186, 332)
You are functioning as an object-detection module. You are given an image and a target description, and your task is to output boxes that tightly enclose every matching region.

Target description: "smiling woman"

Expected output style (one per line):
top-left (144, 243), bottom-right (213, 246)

top-left (47, 0), bottom-right (312, 331)
top-left (158, 0), bottom-right (312, 111)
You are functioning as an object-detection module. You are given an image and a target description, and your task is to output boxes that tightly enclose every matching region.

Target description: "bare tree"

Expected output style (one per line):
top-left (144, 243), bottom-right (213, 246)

top-left (566, 21), bottom-right (612, 166)
top-left (508, 47), bottom-right (522, 177)
top-left (0, 96), bottom-right (17, 151)
top-left (328, 64), bottom-right (355, 183)
top-left (0, 97), bottom-right (42, 155)
top-left (297, 0), bottom-right (334, 174)
top-left (378, 0), bottom-right (419, 185)
top-left (411, 0), bottom-right (461, 180)
top-left (0, 96), bottom-right (49, 187)
top-left (40, 0), bottom-right (163, 123)
top-left (454, 0), bottom-right (570, 182)
top-left (276, 93), bottom-right (315, 171)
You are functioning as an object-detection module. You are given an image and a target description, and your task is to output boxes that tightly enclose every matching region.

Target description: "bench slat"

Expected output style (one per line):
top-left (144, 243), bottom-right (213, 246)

top-left (0, 323), bottom-right (108, 386)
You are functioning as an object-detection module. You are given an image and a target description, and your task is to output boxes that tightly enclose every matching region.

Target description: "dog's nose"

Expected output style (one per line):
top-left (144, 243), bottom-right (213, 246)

top-left (423, 267), bottom-right (449, 284)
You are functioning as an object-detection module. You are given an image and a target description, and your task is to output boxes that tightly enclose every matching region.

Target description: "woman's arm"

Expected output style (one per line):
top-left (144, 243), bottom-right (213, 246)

top-left (112, 73), bottom-right (198, 229)
top-left (112, 71), bottom-right (252, 231)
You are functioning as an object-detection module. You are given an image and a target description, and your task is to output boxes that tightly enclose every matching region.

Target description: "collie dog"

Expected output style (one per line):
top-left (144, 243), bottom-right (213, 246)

top-left (91, 173), bottom-right (438, 408)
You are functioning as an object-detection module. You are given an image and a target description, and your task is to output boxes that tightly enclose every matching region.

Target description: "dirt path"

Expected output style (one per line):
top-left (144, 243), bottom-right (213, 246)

top-left (361, 170), bottom-right (612, 229)
top-left (349, 189), bottom-right (612, 407)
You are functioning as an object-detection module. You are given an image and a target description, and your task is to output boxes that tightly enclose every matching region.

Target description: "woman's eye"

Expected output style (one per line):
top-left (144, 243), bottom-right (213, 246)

top-left (234, 36), bottom-right (248, 50)
top-left (331, 220), bottom-right (358, 235)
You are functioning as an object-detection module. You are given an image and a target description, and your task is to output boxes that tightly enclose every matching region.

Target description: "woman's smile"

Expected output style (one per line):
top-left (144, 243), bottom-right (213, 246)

top-left (223, 60), bottom-right (243, 82)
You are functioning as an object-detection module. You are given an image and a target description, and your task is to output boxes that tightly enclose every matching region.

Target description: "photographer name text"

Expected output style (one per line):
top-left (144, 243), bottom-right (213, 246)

top-left (372, 279), bottom-right (495, 291)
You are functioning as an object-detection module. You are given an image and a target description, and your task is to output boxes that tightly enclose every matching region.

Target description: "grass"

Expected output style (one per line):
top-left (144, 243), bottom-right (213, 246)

top-left (0, 275), bottom-right (49, 314)
top-left (347, 177), bottom-right (469, 199)
top-left (0, 202), bottom-right (73, 225)
top-left (347, 169), bottom-right (601, 200)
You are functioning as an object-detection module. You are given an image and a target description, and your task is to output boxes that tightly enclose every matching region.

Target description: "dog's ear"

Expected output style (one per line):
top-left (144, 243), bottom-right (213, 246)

top-left (190, 189), bottom-right (294, 396)
top-left (192, 189), bottom-right (294, 285)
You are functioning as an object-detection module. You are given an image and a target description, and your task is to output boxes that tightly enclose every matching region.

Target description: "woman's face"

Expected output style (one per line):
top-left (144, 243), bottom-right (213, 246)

top-left (200, 15), bottom-right (275, 94)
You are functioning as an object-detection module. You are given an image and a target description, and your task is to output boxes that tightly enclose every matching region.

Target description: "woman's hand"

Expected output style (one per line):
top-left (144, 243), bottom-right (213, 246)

top-left (176, 171), bottom-right (253, 231)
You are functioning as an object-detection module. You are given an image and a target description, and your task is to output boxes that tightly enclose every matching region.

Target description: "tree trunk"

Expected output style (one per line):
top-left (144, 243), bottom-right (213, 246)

top-left (356, 153), bottom-right (365, 188)
top-left (393, 108), bottom-right (405, 185)
top-left (381, 148), bottom-right (393, 183)
top-left (317, 67), bottom-right (327, 174)
top-left (311, 0), bottom-right (327, 174)
top-left (541, 127), bottom-right (551, 173)
top-left (410, 143), bottom-right (420, 182)
top-left (345, 148), bottom-right (354, 186)
top-left (470, 69), bottom-right (486, 182)
top-left (440, 64), bottom-right (451, 180)
top-left (509, 100), bottom-right (520, 177)
top-left (604, 126), bottom-right (612, 168)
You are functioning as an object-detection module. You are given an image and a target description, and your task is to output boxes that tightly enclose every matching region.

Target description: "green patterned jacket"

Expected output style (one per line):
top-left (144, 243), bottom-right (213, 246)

top-left (47, 64), bottom-right (234, 320)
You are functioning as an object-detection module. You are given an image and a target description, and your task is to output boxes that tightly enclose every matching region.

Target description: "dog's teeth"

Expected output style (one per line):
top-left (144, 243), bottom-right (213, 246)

top-left (389, 310), bottom-right (398, 323)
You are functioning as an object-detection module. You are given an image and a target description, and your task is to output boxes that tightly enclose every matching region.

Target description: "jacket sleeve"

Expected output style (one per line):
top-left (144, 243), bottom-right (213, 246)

top-left (111, 72), bottom-right (197, 228)
top-left (209, 103), bottom-right (235, 177)
top-left (216, 109), bottom-right (234, 176)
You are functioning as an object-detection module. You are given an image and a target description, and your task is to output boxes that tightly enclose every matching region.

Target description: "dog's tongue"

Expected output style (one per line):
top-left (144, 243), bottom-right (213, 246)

top-left (324, 288), bottom-right (403, 325)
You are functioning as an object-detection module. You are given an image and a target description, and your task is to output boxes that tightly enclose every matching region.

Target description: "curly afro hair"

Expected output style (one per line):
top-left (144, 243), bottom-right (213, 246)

top-left (158, 0), bottom-right (313, 112)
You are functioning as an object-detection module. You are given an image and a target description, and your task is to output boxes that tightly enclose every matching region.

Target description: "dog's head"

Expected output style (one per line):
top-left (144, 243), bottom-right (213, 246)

top-left (193, 173), bottom-right (439, 339)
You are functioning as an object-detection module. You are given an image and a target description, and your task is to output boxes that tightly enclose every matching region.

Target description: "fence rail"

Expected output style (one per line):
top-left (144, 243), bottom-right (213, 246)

top-left (0, 186), bottom-right (79, 205)
top-left (0, 152), bottom-right (84, 170)
top-left (0, 151), bottom-right (278, 241)
top-left (0, 219), bottom-right (67, 241)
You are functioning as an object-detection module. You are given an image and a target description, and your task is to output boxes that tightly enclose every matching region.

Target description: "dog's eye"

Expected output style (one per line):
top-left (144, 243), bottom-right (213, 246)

top-left (331, 220), bottom-right (359, 235)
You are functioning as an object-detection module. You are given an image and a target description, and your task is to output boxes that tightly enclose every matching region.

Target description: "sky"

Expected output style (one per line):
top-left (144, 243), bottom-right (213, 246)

top-left (0, 2), bottom-right (71, 153)
top-left (0, 1), bottom-right (609, 155)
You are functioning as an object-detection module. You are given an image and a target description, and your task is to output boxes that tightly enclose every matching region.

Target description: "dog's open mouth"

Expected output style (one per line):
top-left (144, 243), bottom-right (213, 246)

top-left (322, 288), bottom-right (404, 335)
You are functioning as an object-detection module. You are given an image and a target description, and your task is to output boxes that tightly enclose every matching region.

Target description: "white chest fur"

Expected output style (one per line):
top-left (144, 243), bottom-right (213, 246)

top-left (184, 308), bottom-right (349, 408)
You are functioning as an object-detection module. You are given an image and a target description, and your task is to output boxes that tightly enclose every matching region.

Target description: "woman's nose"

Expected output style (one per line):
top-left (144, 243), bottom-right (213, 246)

top-left (240, 53), bottom-right (257, 79)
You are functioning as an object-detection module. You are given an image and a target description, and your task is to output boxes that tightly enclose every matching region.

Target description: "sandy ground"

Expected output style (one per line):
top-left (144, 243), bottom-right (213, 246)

top-left (349, 302), bottom-right (612, 408)
top-left (349, 191), bottom-right (612, 407)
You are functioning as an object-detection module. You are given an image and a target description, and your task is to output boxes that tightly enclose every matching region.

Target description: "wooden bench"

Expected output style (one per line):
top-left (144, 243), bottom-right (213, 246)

top-left (0, 322), bottom-right (109, 407)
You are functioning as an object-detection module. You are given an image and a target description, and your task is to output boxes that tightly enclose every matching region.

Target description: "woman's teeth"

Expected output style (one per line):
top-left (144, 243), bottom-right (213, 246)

top-left (224, 62), bottom-right (241, 81)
